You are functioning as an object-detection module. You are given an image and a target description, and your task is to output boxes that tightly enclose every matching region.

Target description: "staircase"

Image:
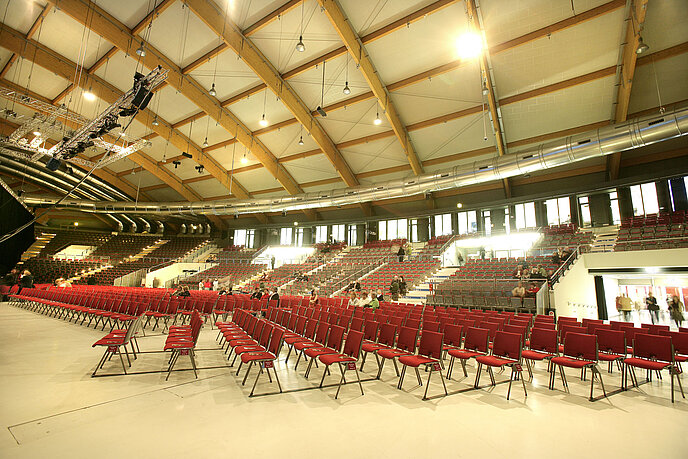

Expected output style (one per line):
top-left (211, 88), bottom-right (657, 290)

top-left (401, 266), bottom-right (461, 304)
top-left (21, 232), bottom-right (55, 260)
top-left (129, 239), bottom-right (168, 260)
top-left (67, 262), bottom-right (112, 283)
top-left (589, 226), bottom-right (618, 253)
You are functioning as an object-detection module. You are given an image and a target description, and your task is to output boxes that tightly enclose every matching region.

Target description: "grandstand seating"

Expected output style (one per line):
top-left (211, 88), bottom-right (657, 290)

top-left (615, 210), bottom-right (688, 251)
top-left (33, 229), bottom-right (113, 258)
top-left (20, 258), bottom-right (101, 284)
top-left (532, 224), bottom-right (594, 251)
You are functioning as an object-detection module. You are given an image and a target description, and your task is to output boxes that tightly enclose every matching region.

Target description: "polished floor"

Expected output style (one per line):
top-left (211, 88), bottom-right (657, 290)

top-left (1, 302), bottom-right (686, 459)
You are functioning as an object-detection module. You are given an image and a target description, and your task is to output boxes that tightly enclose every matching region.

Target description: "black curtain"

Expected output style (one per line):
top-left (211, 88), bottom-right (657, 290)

top-left (594, 275), bottom-right (608, 320)
top-left (0, 186), bottom-right (34, 276)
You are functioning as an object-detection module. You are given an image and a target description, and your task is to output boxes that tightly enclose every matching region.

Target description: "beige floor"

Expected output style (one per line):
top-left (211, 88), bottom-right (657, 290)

top-left (1, 301), bottom-right (686, 459)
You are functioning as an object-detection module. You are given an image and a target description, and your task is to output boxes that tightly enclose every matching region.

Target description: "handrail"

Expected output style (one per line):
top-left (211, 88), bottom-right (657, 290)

top-left (549, 246), bottom-right (580, 286)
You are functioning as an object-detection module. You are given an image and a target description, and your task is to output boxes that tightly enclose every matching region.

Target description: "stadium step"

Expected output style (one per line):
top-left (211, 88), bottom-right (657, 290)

top-left (21, 232), bottom-right (56, 260)
top-left (590, 227), bottom-right (619, 253)
top-left (400, 266), bottom-right (461, 303)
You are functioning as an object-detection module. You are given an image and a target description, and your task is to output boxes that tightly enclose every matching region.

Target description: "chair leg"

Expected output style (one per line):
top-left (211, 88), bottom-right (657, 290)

top-left (474, 362), bottom-right (482, 389)
top-left (415, 367), bottom-right (423, 386)
top-left (319, 364), bottom-right (328, 388)
top-left (92, 349), bottom-right (109, 376)
top-left (248, 362), bottom-right (261, 394)
top-left (189, 349), bottom-right (198, 379)
top-left (242, 361), bottom-right (254, 385)
top-left (354, 365), bottom-right (365, 396)
top-left (376, 358), bottom-right (386, 380)
top-left (397, 365), bottom-right (407, 390)
top-left (273, 364), bottom-right (283, 394)
top-left (525, 359), bottom-right (533, 381)
top-left (594, 365), bottom-right (606, 399)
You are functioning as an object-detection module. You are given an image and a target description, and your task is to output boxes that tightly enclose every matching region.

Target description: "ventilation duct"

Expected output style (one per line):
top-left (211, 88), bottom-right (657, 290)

top-left (155, 220), bottom-right (165, 234)
top-left (137, 217), bottom-right (151, 233)
top-left (20, 106), bottom-right (688, 215)
top-left (108, 214), bottom-right (125, 232)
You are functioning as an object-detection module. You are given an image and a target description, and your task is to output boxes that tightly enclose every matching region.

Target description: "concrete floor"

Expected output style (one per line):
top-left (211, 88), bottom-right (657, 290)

top-left (1, 301), bottom-right (687, 459)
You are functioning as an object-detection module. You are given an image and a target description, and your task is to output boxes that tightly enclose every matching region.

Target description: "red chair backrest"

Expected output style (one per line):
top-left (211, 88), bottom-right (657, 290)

top-left (377, 323), bottom-right (397, 347)
top-left (405, 318), bottom-right (421, 329)
top-left (594, 329), bottom-right (626, 355)
top-left (492, 331), bottom-right (522, 361)
top-left (483, 321), bottom-right (501, 342)
top-left (417, 330), bottom-right (443, 360)
top-left (647, 324), bottom-right (670, 335)
top-left (303, 319), bottom-right (318, 339)
top-left (326, 325), bottom-right (346, 351)
top-left (563, 333), bottom-right (598, 361)
top-left (668, 331), bottom-right (688, 355)
top-left (396, 326), bottom-right (418, 353)
top-left (350, 317), bottom-right (364, 332)
top-left (503, 324), bottom-right (527, 341)
top-left (528, 327), bottom-right (558, 354)
top-left (423, 320), bottom-right (441, 332)
top-left (268, 328), bottom-right (284, 355)
top-left (443, 324), bottom-right (463, 348)
top-left (313, 321), bottom-right (330, 345)
top-left (633, 333), bottom-right (674, 362)
top-left (342, 330), bottom-right (364, 359)
top-left (363, 321), bottom-right (380, 341)
top-left (259, 324), bottom-right (274, 348)
top-left (464, 327), bottom-right (489, 353)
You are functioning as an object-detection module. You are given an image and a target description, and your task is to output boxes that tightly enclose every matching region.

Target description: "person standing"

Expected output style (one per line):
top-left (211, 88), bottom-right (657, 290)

top-left (399, 275), bottom-right (407, 297)
top-left (397, 246), bottom-right (405, 262)
top-left (668, 295), bottom-right (684, 328)
top-left (271, 255), bottom-right (276, 270)
top-left (645, 291), bottom-right (659, 324)
top-left (617, 293), bottom-right (632, 321)
top-left (268, 287), bottom-right (280, 307)
top-left (212, 279), bottom-right (219, 291)
top-left (389, 276), bottom-right (400, 301)
top-left (198, 279), bottom-right (204, 291)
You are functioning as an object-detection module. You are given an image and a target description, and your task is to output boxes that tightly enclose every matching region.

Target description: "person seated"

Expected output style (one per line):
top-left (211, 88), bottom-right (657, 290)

top-left (347, 291), bottom-right (358, 307)
top-left (551, 250), bottom-right (561, 265)
top-left (171, 285), bottom-right (185, 296)
top-left (526, 282), bottom-right (539, 297)
top-left (179, 286), bottom-right (191, 297)
top-left (309, 289), bottom-right (319, 307)
top-left (512, 264), bottom-right (528, 279)
top-left (376, 289), bottom-right (384, 302)
top-left (529, 266), bottom-right (543, 279)
top-left (511, 282), bottom-right (526, 299)
top-left (249, 286), bottom-right (263, 300)
top-left (219, 284), bottom-right (233, 295)
top-left (268, 287), bottom-right (280, 306)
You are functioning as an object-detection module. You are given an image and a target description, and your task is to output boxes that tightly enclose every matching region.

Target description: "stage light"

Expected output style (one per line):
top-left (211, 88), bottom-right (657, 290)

top-left (343, 82), bottom-right (350, 95)
top-left (32, 131), bottom-right (41, 136)
top-left (456, 202), bottom-right (463, 209)
top-left (152, 116), bottom-right (159, 126)
top-left (636, 36), bottom-right (649, 54)
top-left (136, 42), bottom-right (146, 57)
top-left (203, 137), bottom-right (209, 147)
top-left (373, 111), bottom-right (382, 125)
top-left (241, 155), bottom-right (248, 164)
top-left (209, 83), bottom-right (217, 96)
top-left (83, 90), bottom-right (96, 101)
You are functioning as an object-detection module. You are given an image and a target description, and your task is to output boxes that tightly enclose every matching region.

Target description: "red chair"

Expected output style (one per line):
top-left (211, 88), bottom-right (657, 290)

top-left (376, 326), bottom-right (418, 379)
top-left (360, 323), bottom-right (396, 372)
top-left (623, 333), bottom-right (685, 403)
top-left (398, 330), bottom-right (448, 400)
top-left (594, 329), bottom-right (626, 373)
top-left (521, 327), bottom-right (558, 380)
top-left (91, 315), bottom-right (143, 376)
top-left (317, 330), bottom-right (365, 399)
top-left (549, 333), bottom-right (607, 401)
top-left (667, 331), bottom-right (688, 370)
top-left (474, 331), bottom-right (527, 400)
top-left (446, 327), bottom-right (489, 380)
top-left (164, 310), bottom-right (203, 380)
top-left (293, 322), bottom-right (330, 369)
top-left (303, 325), bottom-right (346, 378)
top-left (240, 328), bottom-right (285, 396)
top-left (442, 324), bottom-right (463, 358)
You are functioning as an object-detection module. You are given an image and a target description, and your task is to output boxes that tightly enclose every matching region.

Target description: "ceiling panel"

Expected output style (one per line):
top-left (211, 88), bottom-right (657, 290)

top-left (282, 155), bottom-right (339, 183)
top-left (231, 167), bottom-right (285, 193)
top-left (92, 50), bottom-right (143, 93)
top-left (226, 88), bottom-right (294, 132)
top-left (340, 137), bottom-right (409, 174)
top-left (491, 9), bottom-right (623, 98)
top-left (97, 0), bottom-right (150, 30)
top-left (318, 98), bottom-right (392, 144)
top-left (188, 47), bottom-right (262, 101)
top-left (627, 54), bottom-right (688, 116)
top-left (235, 0), bottom-right (287, 31)
top-left (256, 122), bottom-right (312, 159)
top-left (341, 0), bottom-right (434, 36)
top-left (145, 187), bottom-right (184, 202)
top-left (178, 114), bottom-right (234, 148)
top-left (35, 9), bottom-right (108, 68)
top-left (643, 0), bottom-right (688, 52)
top-left (4, 57), bottom-right (69, 100)
top-left (144, 1), bottom-right (219, 68)
top-left (0, 0), bottom-right (47, 34)
top-left (123, 170), bottom-right (163, 188)
top-left (188, 177), bottom-right (230, 198)
top-left (500, 75), bottom-right (616, 143)
top-left (151, 83), bottom-right (208, 125)
top-left (365, 2), bottom-right (467, 83)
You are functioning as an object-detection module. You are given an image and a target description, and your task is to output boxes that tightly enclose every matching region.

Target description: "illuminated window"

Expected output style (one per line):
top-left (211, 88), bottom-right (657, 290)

top-left (380, 219), bottom-right (408, 240)
top-left (410, 219), bottom-right (420, 242)
top-left (295, 228), bottom-right (304, 247)
top-left (630, 183), bottom-right (659, 216)
top-left (484, 210), bottom-right (491, 236)
top-left (610, 191), bottom-right (621, 224)
top-left (332, 224), bottom-right (345, 242)
top-left (234, 229), bottom-right (254, 248)
top-left (545, 197), bottom-right (571, 225)
top-left (514, 202), bottom-right (536, 229)
top-left (579, 196), bottom-right (591, 227)
top-left (457, 211), bottom-right (477, 235)
top-left (280, 227), bottom-right (293, 245)
top-left (348, 225), bottom-right (358, 245)
top-left (434, 213), bottom-right (452, 236)
top-left (315, 225), bottom-right (327, 243)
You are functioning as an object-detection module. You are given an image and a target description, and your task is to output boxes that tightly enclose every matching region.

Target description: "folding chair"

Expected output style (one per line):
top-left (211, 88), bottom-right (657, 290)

top-left (549, 332), bottom-right (606, 401)
top-left (317, 330), bottom-right (366, 399)
top-left (446, 327), bottom-right (489, 380)
top-left (241, 329), bottom-right (285, 396)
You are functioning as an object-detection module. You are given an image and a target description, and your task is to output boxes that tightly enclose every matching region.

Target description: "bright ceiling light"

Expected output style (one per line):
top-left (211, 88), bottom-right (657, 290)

top-left (636, 36), bottom-right (649, 54)
top-left (135, 42), bottom-right (146, 57)
top-left (240, 155), bottom-right (248, 164)
top-left (298, 136), bottom-right (304, 146)
top-left (293, 221), bottom-right (299, 226)
top-left (373, 111), bottom-right (382, 125)
top-left (259, 114), bottom-right (268, 127)
top-left (152, 116), bottom-right (159, 126)
top-left (32, 131), bottom-right (41, 136)
top-left (203, 137), bottom-right (209, 148)
top-left (343, 82), bottom-right (351, 95)
top-left (74, 221), bottom-right (79, 226)
top-left (209, 83), bottom-right (217, 97)
top-left (455, 32), bottom-right (483, 59)
top-left (296, 35), bottom-right (305, 52)
top-left (83, 90), bottom-right (96, 101)
top-left (456, 202), bottom-right (463, 209)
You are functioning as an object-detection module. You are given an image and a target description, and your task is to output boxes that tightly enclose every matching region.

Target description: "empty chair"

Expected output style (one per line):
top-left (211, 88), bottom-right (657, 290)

top-left (398, 330), bottom-right (448, 400)
top-left (474, 331), bottom-right (527, 400)
top-left (594, 329), bottom-right (626, 374)
top-left (377, 326), bottom-right (418, 379)
top-left (317, 330), bottom-right (366, 399)
top-left (521, 327), bottom-right (558, 380)
top-left (240, 329), bottom-right (285, 397)
top-left (446, 327), bottom-right (489, 380)
top-left (624, 333), bottom-right (685, 403)
top-left (549, 333), bottom-right (606, 401)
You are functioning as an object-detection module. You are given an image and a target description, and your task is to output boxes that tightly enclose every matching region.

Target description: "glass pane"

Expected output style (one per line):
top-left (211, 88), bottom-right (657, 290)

top-left (545, 199), bottom-right (559, 225)
top-left (388, 220), bottom-right (397, 239)
top-left (525, 202), bottom-right (536, 228)
top-left (468, 211), bottom-right (477, 233)
top-left (247, 230), bottom-right (254, 249)
top-left (558, 197), bottom-right (571, 224)
top-left (457, 212), bottom-right (467, 235)
top-left (580, 203), bottom-right (591, 226)
top-left (515, 204), bottom-right (525, 229)
top-left (234, 229), bottom-right (246, 246)
top-left (484, 216), bottom-right (491, 235)
top-left (630, 185), bottom-right (644, 216)
top-left (379, 221), bottom-right (386, 240)
top-left (398, 219), bottom-right (408, 239)
top-left (280, 228), bottom-right (292, 245)
top-left (641, 183), bottom-right (659, 214)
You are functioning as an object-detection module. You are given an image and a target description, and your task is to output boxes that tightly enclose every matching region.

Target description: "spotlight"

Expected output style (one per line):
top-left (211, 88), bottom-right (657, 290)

top-left (316, 106), bottom-right (327, 117)
top-left (456, 202), bottom-right (463, 209)
top-left (636, 36), bottom-right (649, 54)
top-left (203, 137), bottom-right (209, 148)
top-left (482, 83), bottom-right (489, 96)
top-left (234, 214), bottom-right (239, 220)
top-left (298, 136), bottom-right (304, 146)
top-left (282, 210), bottom-right (287, 217)
top-left (343, 82), bottom-right (351, 95)
top-left (296, 35), bottom-right (305, 52)
top-left (293, 221), bottom-right (298, 226)
top-left (455, 32), bottom-right (483, 59)
top-left (172, 160), bottom-right (181, 168)
top-left (259, 114), bottom-right (268, 127)
top-left (181, 152), bottom-right (193, 159)
top-left (195, 165), bottom-right (204, 174)
top-left (209, 83), bottom-right (217, 96)
top-left (152, 116), bottom-right (159, 126)
top-left (83, 90), bottom-right (96, 101)
top-left (136, 41), bottom-right (146, 57)
top-left (74, 221), bottom-right (79, 227)
top-left (373, 111), bottom-right (382, 125)
top-left (240, 155), bottom-right (248, 164)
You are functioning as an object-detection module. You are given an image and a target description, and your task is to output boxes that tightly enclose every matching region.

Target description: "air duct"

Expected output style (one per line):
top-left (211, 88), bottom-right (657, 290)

top-left (155, 220), bottom-right (165, 234)
top-left (20, 106), bottom-right (688, 215)
top-left (108, 214), bottom-right (125, 232)
top-left (137, 217), bottom-right (151, 233)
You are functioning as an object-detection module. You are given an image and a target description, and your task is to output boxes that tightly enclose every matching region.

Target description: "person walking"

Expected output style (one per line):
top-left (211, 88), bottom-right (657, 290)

top-left (399, 275), bottom-right (407, 297)
top-left (389, 277), bottom-right (400, 301)
top-left (617, 293), bottom-right (632, 321)
top-left (397, 246), bottom-right (405, 262)
top-left (645, 291), bottom-right (659, 324)
top-left (668, 295), bottom-right (684, 328)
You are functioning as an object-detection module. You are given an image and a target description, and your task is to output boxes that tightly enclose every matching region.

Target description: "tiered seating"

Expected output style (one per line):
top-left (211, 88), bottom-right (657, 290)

top-left (19, 258), bottom-right (101, 284)
top-left (532, 224), bottom-right (594, 251)
top-left (147, 237), bottom-right (209, 260)
top-left (454, 256), bottom-right (558, 279)
top-left (359, 260), bottom-right (440, 292)
top-left (615, 210), bottom-right (688, 251)
top-left (181, 263), bottom-right (266, 287)
top-left (90, 234), bottom-right (161, 262)
top-left (32, 229), bottom-right (112, 258)
top-left (217, 246), bottom-right (257, 261)
top-left (416, 235), bottom-right (453, 261)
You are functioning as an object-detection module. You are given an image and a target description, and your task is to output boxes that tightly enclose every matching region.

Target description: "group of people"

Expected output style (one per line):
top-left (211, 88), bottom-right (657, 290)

top-left (616, 291), bottom-right (684, 327)
top-left (53, 277), bottom-right (73, 288)
top-left (1, 269), bottom-right (34, 292)
top-left (512, 262), bottom-right (550, 280)
top-left (511, 281), bottom-right (540, 299)
top-left (249, 286), bottom-right (281, 305)
top-left (389, 275), bottom-right (407, 301)
top-left (347, 289), bottom-right (384, 310)
top-left (551, 248), bottom-right (573, 265)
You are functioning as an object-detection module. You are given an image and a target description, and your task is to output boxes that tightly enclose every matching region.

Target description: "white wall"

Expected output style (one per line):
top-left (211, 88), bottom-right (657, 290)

top-left (145, 262), bottom-right (215, 288)
top-left (551, 256), bottom-right (598, 320)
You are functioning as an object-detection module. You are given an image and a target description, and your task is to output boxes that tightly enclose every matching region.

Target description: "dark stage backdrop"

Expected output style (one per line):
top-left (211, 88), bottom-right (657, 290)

top-left (0, 182), bottom-right (35, 276)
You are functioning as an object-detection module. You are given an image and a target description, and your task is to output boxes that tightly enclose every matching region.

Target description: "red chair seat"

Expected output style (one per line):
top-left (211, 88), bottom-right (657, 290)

top-left (92, 337), bottom-right (125, 347)
top-left (164, 341), bottom-right (193, 350)
top-left (362, 342), bottom-right (388, 352)
top-left (398, 354), bottom-right (436, 367)
top-left (521, 349), bottom-right (554, 361)
top-left (284, 336), bottom-right (308, 345)
top-left (447, 349), bottom-right (483, 359)
top-left (475, 355), bottom-right (517, 367)
top-left (377, 348), bottom-right (412, 359)
top-left (598, 352), bottom-right (623, 362)
top-left (241, 351), bottom-right (276, 363)
top-left (550, 356), bottom-right (593, 369)
top-left (234, 344), bottom-right (265, 354)
top-left (319, 354), bottom-right (356, 366)
top-left (304, 347), bottom-right (338, 359)
top-left (624, 357), bottom-right (671, 371)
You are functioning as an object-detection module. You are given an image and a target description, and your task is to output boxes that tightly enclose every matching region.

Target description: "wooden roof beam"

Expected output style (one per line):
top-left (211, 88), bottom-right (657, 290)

top-left (317, 0), bottom-right (423, 176)
top-left (0, 4), bottom-right (50, 79)
top-left (608, 0), bottom-right (649, 181)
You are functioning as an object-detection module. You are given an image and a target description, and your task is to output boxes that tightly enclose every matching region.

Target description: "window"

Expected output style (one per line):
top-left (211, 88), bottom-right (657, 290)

top-left (234, 229), bottom-right (254, 248)
top-left (280, 227), bottom-right (293, 245)
top-left (483, 210), bottom-right (491, 236)
top-left (434, 213), bottom-right (452, 236)
top-left (504, 207), bottom-right (511, 234)
top-left (315, 225), bottom-right (327, 243)
top-left (332, 224), bottom-right (345, 242)
top-left (457, 211), bottom-right (477, 235)
top-left (380, 219), bottom-right (408, 240)
top-left (295, 228), bottom-right (304, 247)
top-left (514, 202), bottom-right (536, 229)
top-left (630, 183), bottom-right (659, 216)
top-left (545, 197), bottom-right (571, 225)
top-left (579, 196), bottom-right (591, 227)
top-left (410, 219), bottom-right (420, 242)
top-left (610, 191), bottom-right (621, 224)
top-left (348, 225), bottom-right (358, 245)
